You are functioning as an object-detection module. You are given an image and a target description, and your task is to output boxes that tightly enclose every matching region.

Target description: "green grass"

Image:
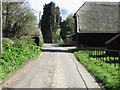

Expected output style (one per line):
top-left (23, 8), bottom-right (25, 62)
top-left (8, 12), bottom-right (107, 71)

top-left (69, 48), bottom-right (120, 89)
top-left (0, 39), bottom-right (42, 84)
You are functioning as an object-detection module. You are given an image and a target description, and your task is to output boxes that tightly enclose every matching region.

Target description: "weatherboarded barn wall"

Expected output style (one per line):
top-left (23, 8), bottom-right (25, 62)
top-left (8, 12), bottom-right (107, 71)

top-left (65, 34), bottom-right (76, 45)
top-left (74, 2), bottom-right (119, 33)
top-left (73, 2), bottom-right (120, 47)
top-left (76, 33), bottom-right (117, 47)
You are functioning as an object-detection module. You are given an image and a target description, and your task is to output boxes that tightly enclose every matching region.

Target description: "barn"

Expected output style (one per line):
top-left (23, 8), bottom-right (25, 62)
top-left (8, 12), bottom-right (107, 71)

top-left (105, 34), bottom-right (120, 50)
top-left (65, 34), bottom-right (76, 45)
top-left (73, 2), bottom-right (120, 49)
top-left (105, 34), bottom-right (120, 56)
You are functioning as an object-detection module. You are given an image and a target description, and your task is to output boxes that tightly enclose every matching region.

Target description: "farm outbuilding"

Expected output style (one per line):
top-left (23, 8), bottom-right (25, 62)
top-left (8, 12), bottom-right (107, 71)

top-left (73, 2), bottom-right (120, 48)
top-left (75, 33), bottom-right (117, 47)
top-left (105, 34), bottom-right (120, 50)
top-left (65, 34), bottom-right (76, 45)
top-left (105, 34), bottom-right (120, 56)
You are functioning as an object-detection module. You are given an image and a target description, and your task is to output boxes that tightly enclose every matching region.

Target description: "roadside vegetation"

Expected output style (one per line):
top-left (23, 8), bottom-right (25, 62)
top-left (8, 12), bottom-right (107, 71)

top-left (2, 2), bottom-right (38, 39)
top-left (60, 15), bottom-right (75, 40)
top-left (0, 39), bottom-right (41, 84)
top-left (0, 1), bottom-right (43, 84)
top-left (69, 48), bottom-right (120, 89)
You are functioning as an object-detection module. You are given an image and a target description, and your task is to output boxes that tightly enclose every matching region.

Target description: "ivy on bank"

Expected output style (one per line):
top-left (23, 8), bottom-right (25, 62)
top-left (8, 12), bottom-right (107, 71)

top-left (0, 39), bottom-right (41, 83)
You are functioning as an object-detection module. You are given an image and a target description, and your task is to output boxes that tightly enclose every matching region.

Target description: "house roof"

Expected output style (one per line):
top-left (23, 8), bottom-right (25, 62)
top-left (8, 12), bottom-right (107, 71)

top-left (105, 34), bottom-right (120, 44)
top-left (74, 1), bottom-right (118, 16)
top-left (73, 1), bottom-right (119, 33)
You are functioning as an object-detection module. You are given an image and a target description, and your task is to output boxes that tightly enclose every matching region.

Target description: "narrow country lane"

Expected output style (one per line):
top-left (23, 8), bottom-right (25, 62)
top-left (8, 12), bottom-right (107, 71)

top-left (5, 44), bottom-right (101, 88)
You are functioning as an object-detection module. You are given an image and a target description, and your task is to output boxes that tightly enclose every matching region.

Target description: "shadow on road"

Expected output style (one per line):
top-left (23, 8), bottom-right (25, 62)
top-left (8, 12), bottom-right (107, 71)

top-left (41, 49), bottom-right (69, 53)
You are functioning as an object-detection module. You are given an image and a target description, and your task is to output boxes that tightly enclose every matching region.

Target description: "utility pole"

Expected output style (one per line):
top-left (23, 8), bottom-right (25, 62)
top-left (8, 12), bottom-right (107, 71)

top-left (38, 11), bottom-right (41, 28)
top-left (39, 11), bottom-right (41, 22)
top-left (0, 0), bottom-right (2, 54)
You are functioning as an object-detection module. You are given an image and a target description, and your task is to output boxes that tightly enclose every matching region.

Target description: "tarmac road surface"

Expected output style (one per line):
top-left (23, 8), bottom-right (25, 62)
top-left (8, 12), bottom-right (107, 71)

top-left (10, 44), bottom-right (102, 89)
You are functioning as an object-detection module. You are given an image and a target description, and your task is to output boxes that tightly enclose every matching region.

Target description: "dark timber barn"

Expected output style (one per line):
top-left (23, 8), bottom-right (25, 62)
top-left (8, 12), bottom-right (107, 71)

top-left (105, 34), bottom-right (120, 50)
top-left (105, 34), bottom-right (120, 56)
top-left (65, 34), bottom-right (76, 45)
top-left (73, 2), bottom-right (120, 48)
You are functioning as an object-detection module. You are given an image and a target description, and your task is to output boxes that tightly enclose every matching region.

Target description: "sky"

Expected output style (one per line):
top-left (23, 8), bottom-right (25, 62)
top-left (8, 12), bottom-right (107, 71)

top-left (27, 0), bottom-right (120, 21)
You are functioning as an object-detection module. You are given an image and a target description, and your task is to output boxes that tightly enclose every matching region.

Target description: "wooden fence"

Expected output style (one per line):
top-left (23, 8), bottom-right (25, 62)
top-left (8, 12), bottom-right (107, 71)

top-left (82, 47), bottom-right (120, 67)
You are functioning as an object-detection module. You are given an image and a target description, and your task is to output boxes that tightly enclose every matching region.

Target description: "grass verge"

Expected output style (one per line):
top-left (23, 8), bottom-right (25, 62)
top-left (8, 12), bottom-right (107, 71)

top-left (69, 48), bottom-right (120, 90)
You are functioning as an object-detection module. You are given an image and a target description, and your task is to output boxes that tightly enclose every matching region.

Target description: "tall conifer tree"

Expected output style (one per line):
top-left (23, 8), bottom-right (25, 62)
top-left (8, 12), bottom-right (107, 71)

top-left (40, 2), bottom-right (60, 43)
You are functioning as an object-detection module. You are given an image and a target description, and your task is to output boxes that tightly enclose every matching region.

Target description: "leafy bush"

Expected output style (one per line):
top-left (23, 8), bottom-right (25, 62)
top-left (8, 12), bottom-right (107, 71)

top-left (0, 39), bottom-right (41, 83)
top-left (71, 50), bottom-right (119, 89)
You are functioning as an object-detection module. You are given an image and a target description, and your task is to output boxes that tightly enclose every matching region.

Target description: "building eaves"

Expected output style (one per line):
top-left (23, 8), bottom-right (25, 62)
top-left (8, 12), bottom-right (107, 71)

top-left (105, 34), bottom-right (120, 44)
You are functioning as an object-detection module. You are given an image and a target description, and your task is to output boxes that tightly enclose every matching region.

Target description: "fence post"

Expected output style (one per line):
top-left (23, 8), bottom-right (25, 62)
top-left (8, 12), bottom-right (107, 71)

top-left (118, 51), bottom-right (120, 86)
top-left (101, 49), bottom-right (103, 61)
top-left (95, 48), bottom-right (97, 59)
top-left (93, 48), bottom-right (95, 57)
top-left (106, 49), bottom-right (108, 62)
top-left (118, 51), bottom-right (120, 66)
top-left (97, 48), bottom-right (99, 60)
top-left (114, 56), bottom-right (116, 67)
top-left (102, 49), bottom-right (104, 62)
top-left (98, 48), bottom-right (100, 61)
top-left (0, 0), bottom-right (2, 55)
top-left (113, 51), bottom-right (116, 67)
top-left (109, 50), bottom-right (111, 65)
